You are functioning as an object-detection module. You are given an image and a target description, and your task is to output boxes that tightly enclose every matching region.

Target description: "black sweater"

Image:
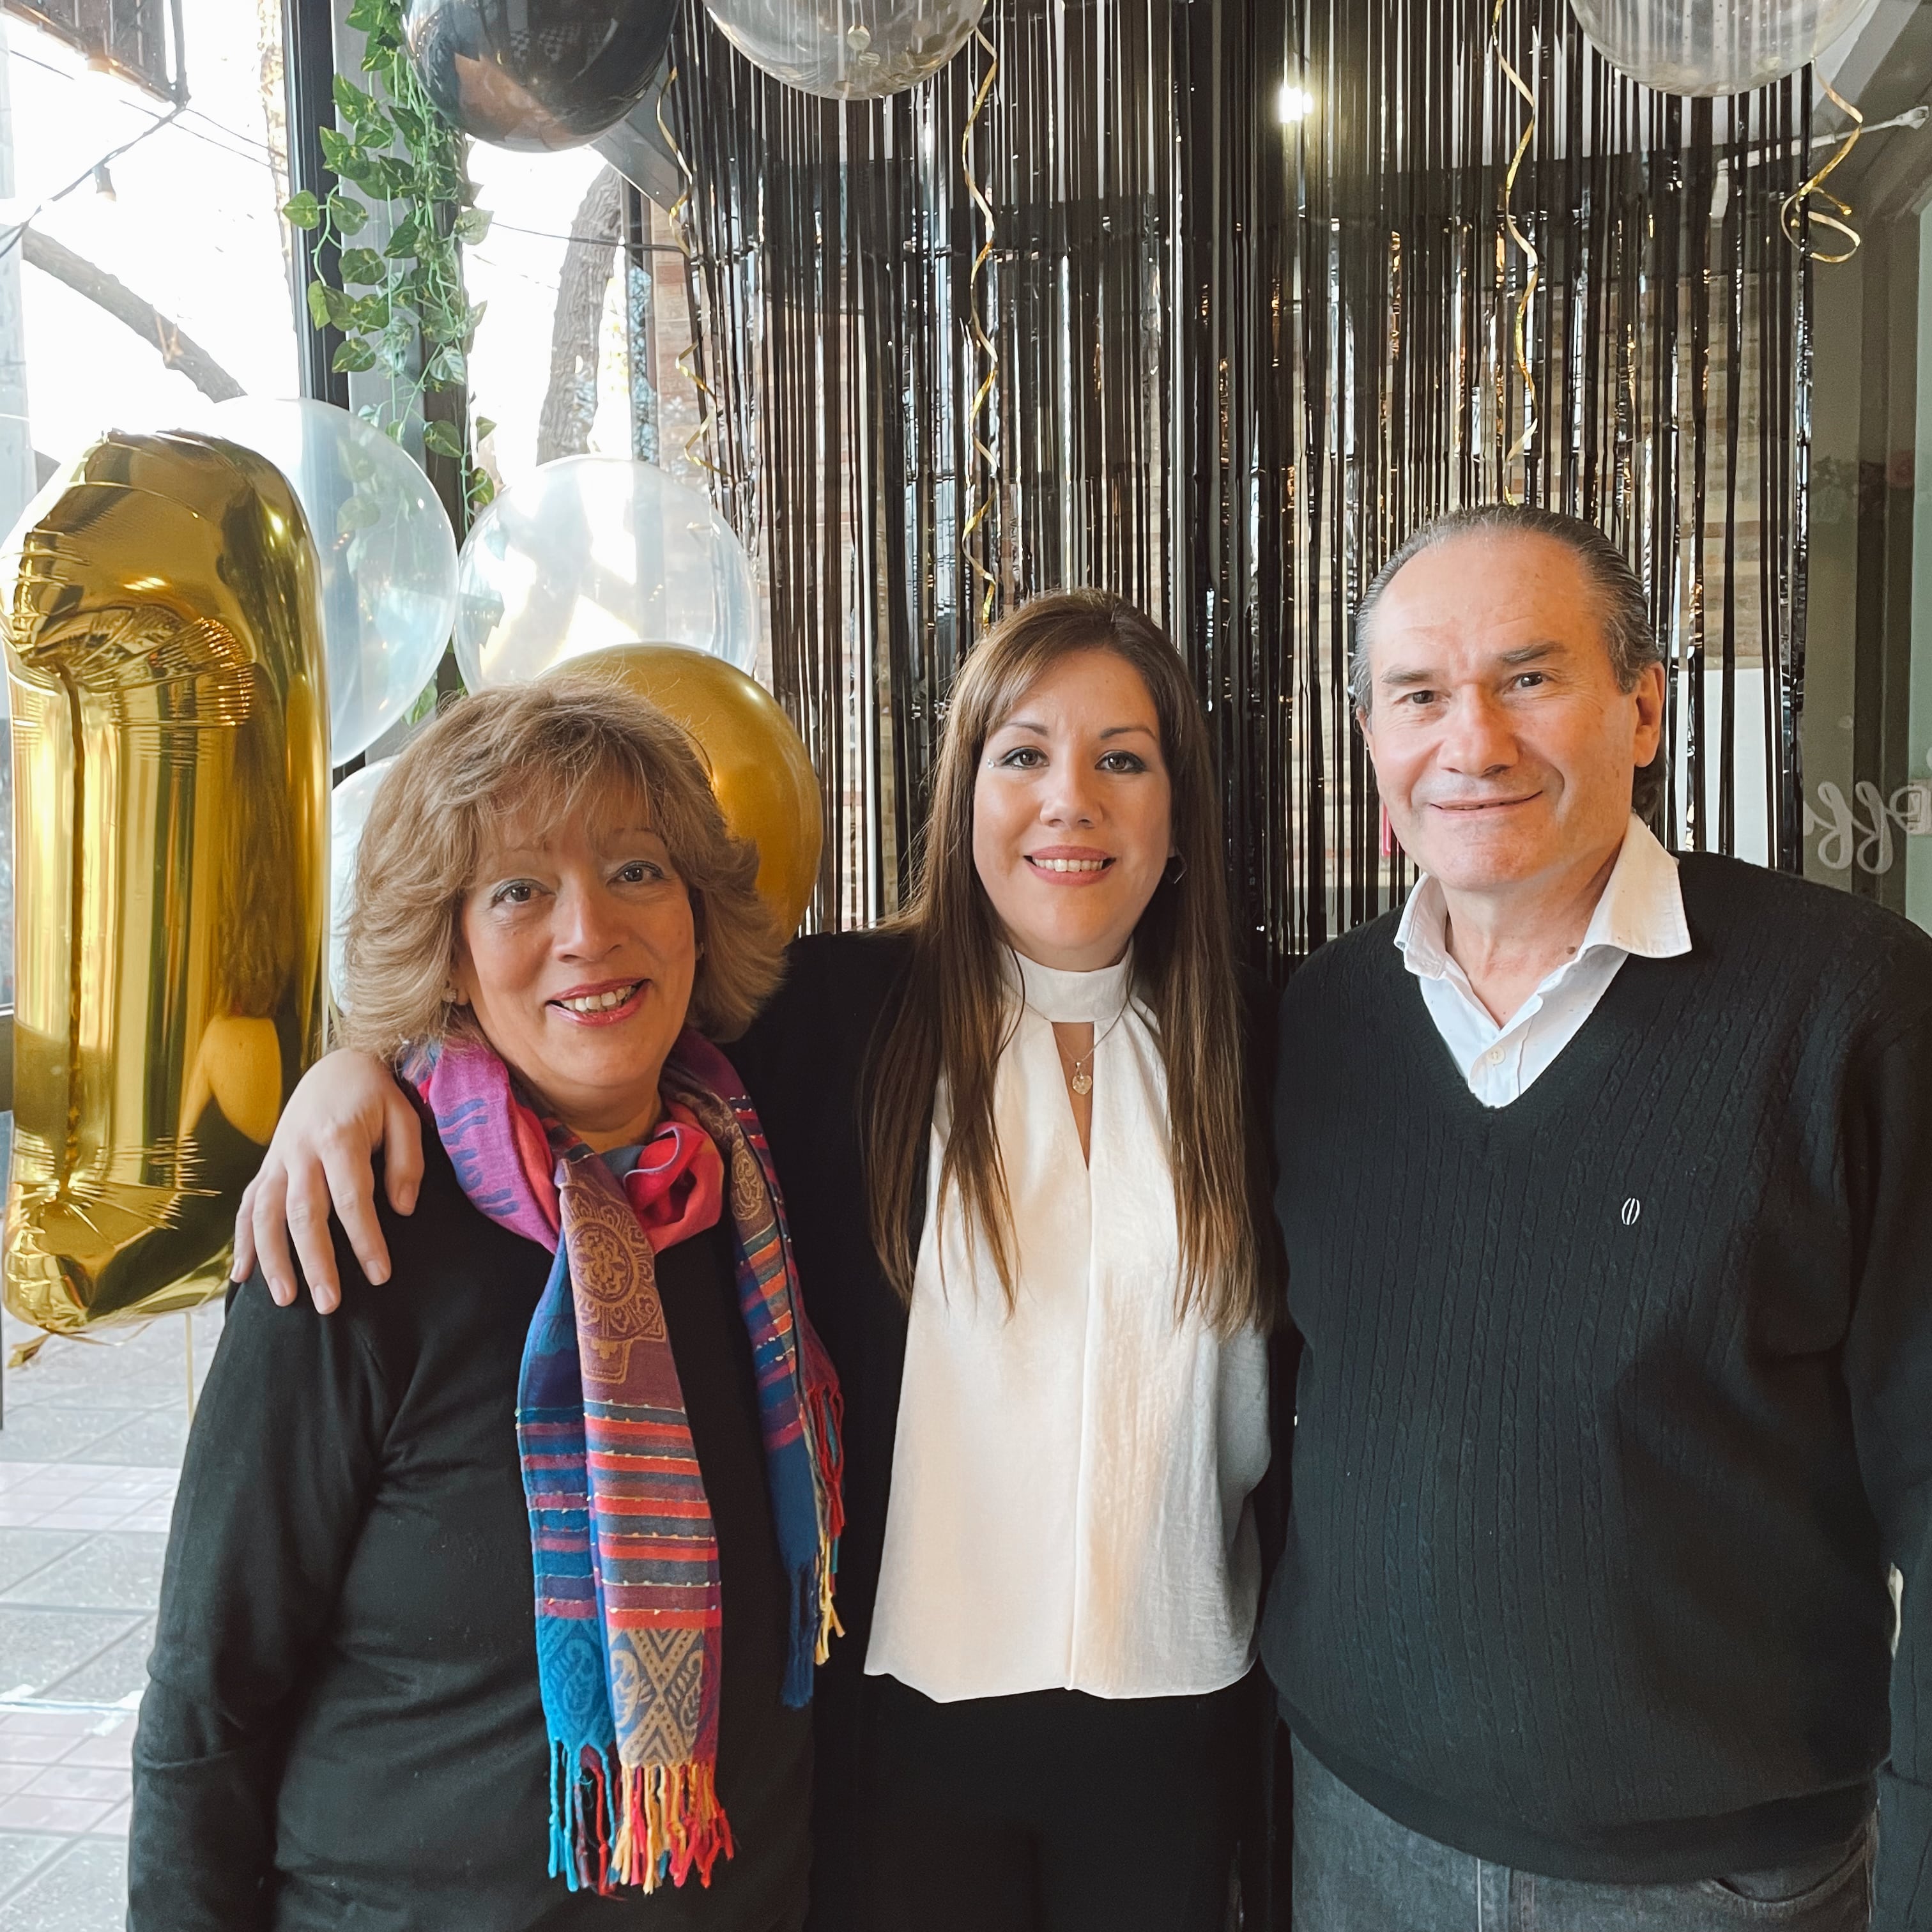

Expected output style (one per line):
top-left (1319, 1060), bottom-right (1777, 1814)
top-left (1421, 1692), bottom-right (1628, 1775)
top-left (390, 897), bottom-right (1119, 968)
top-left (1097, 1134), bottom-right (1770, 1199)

top-left (128, 1135), bottom-right (809, 1932)
top-left (1261, 854), bottom-right (1932, 1922)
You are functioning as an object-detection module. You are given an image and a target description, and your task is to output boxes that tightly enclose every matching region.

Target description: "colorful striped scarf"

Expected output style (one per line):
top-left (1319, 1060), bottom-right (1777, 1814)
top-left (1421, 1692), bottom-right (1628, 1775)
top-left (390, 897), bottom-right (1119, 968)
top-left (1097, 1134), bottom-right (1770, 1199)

top-left (401, 1028), bottom-right (842, 1894)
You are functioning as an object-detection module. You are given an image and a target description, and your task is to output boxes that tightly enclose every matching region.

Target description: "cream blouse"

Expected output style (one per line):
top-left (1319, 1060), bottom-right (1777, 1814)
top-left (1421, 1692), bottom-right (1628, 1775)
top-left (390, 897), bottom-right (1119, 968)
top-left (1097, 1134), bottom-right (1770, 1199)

top-left (864, 947), bottom-right (1271, 1703)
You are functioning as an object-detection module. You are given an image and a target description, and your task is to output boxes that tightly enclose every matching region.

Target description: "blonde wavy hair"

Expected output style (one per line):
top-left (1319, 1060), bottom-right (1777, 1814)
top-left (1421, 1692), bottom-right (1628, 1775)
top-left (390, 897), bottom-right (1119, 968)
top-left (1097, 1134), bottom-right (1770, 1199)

top-left (340, 672), bottom-right (785, 1058)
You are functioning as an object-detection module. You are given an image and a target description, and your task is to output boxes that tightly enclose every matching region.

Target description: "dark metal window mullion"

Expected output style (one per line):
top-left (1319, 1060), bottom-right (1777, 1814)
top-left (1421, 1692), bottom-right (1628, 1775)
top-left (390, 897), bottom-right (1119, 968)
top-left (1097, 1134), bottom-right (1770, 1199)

top-left (281, 0), bottom-right (347, 408)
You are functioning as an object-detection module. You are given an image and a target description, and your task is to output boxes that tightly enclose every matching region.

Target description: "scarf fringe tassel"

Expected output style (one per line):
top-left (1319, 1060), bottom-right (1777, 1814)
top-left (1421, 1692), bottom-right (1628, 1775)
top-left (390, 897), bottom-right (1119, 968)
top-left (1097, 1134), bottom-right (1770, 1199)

top-left (551, 1744), bottom-right (733, 1896)
top-left (804, 1374), bottom-right (847, 1678)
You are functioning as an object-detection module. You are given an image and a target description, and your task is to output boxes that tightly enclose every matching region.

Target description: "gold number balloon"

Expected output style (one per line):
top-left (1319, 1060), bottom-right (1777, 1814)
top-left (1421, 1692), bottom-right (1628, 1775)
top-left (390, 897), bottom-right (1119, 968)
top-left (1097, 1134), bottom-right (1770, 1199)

top-left (3, 430), bottom-right (330, 1333)
top-left (567, 644), bottom-right (823, 937)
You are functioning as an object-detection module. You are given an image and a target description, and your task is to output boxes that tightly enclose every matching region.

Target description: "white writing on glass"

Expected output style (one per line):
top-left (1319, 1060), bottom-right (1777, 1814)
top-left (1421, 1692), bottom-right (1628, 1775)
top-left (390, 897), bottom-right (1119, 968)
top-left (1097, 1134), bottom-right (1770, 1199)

top-left (1805, 777), bottom-right (1932, 875)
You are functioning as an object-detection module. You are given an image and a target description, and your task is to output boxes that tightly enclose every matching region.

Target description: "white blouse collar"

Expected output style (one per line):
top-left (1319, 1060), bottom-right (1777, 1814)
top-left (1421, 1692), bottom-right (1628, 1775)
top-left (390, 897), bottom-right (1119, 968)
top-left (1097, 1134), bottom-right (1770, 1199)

top-left (1004, 945), bottom-right (1135, 1026)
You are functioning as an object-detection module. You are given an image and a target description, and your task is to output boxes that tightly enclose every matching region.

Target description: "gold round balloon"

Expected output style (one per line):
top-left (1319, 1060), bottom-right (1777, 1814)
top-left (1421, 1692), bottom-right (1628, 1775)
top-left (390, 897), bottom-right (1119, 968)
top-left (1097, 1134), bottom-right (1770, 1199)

top-left (3, 430), bottom-right (331, 1334)
top-left (563, 645), bottom-right (822, 937)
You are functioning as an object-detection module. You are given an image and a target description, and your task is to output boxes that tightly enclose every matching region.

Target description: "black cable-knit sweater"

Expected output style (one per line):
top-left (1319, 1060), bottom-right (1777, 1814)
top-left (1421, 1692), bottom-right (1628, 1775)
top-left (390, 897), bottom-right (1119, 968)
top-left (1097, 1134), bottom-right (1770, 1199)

top-left (1261, 852), bottom-right (1932, 1925)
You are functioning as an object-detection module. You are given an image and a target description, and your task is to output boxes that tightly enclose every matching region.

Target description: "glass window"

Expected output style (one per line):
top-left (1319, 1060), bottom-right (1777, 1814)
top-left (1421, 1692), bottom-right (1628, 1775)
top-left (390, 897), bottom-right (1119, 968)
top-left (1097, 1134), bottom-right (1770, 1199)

top-left (0, 1), bottom-right (296, 1904)
top-left (461, 148), bottom-right (763, 669)
top-left (1800, 14), bottom-right (1932, 931)
top-left (1, 0), bottom-right (304, 1010)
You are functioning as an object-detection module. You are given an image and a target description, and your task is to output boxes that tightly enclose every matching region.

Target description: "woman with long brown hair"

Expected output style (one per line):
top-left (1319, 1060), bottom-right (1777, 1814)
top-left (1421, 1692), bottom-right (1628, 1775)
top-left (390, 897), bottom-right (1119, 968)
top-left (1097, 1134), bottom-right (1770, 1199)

top-left (232, 591), bottom-right (1282, 1932)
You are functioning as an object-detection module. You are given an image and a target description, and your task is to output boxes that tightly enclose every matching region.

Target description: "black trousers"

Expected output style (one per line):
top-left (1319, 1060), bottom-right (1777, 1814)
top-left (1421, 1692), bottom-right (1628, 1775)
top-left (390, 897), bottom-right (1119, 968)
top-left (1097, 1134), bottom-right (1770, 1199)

top-left (863, 1672), bottom-right (1254, 1932)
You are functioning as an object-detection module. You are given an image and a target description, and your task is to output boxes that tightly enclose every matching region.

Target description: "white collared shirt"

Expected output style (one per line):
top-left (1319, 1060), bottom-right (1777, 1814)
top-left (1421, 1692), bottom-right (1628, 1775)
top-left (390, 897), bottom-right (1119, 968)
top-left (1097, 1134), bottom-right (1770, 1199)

top-left (864, 949), bottom-right (1271, 1703)
top-left (1395, 814), bottom-right (1691, 1108)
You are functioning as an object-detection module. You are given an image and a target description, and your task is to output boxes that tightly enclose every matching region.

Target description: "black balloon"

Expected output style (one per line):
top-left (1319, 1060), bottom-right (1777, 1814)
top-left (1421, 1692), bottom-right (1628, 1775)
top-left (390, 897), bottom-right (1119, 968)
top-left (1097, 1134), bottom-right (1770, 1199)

top-left (403, 0), bottom-right (678, 151)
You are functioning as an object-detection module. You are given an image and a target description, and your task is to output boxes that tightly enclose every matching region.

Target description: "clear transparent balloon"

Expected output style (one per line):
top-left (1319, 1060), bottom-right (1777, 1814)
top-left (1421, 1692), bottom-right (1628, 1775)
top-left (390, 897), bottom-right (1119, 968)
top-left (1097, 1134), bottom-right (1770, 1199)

top-left (1568, 0), bottom-right (1866, 95)
top-left (212, 399), bottom-right (458, 765)
top-left (455, 456), bottom-right (760, 688)
top-left (701, 0), bottom-right (988, 99)
top-left (328, 758), bottom-right (395, 1011)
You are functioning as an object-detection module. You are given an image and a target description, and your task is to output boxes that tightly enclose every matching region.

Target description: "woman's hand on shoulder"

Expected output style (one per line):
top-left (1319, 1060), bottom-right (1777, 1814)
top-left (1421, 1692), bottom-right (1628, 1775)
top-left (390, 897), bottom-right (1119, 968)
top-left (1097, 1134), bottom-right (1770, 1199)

top-left (232, 1050), bottom-right (425, 1314)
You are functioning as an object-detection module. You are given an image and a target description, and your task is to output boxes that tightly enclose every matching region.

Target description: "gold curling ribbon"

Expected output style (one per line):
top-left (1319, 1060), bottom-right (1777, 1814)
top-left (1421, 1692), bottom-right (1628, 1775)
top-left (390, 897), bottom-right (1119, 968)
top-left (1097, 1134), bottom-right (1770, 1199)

top-left (960, 23), bottom-right (1001, 632)
top-left (1782, 75), bottom-right (1863, 266)
top-left (1492, 0), bottom-right (1540, 505)
top-left (658, 57), bottom-right (725, 478)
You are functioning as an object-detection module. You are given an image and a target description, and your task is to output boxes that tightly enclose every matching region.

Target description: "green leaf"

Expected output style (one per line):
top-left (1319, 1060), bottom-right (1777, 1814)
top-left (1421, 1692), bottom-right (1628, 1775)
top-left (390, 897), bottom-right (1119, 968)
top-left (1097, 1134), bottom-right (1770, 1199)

top-left (364, 42), bottom-right (404, 91)
top-left (332, 74), bottom-right (379, 125)
top-left (305, 279), bottom-right (358, 334)
top-left (422, 420), bottom-right (464, 459)
top-left (339, 154), bottom-right (392, 197)
top-left (468, 469), bottom-right (496, 512)
top-left (282, 190), bottom-right (321, 230)
top-left (453, 206), bottom-right (491, 244)
top-left (326, 191), bottom-right (369, 234)
top-left (383, 216), bottom-right (421, 261)
top-left (421, 304), bottom-right (464, 351)
top-left (418, 250), bottom-right (463, 296)
top-left (345, 0), bottom-right (384, 33)
top-left (365, 155), bottom-right (413, 198)
top-left (336, 492), bottom-right (381, 533)
top-left (349, 293), bottom-right (392, 331)
top-left (338, 246), bottom-right (386, 286)
top-left (331, 336), bottom-right (378, 374)
top-left (387, 102), bottom-right (428, 148)
top-left (473, 415), bottom-right (497, 441)
top-left (426, 344), bottom-right (466, 385)
top-left (319, 136), bottom-right (400, 200)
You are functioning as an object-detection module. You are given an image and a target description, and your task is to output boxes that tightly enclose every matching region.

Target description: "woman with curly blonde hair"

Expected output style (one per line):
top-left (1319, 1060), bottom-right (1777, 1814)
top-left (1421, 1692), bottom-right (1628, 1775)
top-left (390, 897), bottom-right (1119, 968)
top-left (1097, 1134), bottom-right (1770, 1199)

top-left (132, 675), bottom-right (841, 1932)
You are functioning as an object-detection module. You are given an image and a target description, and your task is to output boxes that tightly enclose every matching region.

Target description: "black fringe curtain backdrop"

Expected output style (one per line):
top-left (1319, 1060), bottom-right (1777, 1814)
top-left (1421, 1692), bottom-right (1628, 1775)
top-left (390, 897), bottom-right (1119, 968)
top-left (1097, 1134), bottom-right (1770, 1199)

top-left (668, 0), bottom-right (1818, 974)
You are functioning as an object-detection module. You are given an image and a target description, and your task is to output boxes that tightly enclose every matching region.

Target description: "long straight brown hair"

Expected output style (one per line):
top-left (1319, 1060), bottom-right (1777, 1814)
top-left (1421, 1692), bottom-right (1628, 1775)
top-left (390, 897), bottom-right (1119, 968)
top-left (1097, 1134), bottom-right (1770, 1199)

top-left (863, 590), bottom-right (1268, 1335)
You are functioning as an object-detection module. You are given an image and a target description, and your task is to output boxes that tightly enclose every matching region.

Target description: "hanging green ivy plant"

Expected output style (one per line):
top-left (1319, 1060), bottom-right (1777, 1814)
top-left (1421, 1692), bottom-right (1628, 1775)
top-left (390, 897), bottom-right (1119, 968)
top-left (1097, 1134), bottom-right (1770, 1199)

top-left (281, 0), bottom-right (495, 514)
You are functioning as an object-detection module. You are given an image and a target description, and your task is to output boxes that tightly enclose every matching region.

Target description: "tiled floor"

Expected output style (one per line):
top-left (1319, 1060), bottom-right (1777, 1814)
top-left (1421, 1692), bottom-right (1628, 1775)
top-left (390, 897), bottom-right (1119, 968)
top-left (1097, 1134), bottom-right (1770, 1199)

top-left (0, 1299), bottom-right (219, 1928)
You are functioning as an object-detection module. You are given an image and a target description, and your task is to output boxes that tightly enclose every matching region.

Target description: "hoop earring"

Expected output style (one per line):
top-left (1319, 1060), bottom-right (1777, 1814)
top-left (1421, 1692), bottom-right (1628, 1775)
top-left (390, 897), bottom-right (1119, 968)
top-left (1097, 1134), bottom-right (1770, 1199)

top-left (1163, 854), bottom-right (1187, 886)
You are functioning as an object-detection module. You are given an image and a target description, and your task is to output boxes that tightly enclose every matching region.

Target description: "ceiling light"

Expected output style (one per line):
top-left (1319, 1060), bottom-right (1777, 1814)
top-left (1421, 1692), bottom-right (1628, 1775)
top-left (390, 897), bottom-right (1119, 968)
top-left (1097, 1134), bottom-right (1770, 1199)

top-left (1278, 83), bottom-right (1314, 125)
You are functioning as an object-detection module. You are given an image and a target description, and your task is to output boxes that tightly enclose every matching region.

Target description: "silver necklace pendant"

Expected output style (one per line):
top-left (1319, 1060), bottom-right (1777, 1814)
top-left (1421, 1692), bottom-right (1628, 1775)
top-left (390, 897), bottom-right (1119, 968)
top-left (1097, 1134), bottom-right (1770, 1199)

top-left (1070, 1069), bottom-right (1094, 1096)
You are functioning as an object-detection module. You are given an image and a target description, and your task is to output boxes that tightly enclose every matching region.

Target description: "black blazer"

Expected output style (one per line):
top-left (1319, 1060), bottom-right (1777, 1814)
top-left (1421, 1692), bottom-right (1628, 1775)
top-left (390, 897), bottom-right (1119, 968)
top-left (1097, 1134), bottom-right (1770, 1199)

top-left (726, 929), bottom-right (1292, 1930)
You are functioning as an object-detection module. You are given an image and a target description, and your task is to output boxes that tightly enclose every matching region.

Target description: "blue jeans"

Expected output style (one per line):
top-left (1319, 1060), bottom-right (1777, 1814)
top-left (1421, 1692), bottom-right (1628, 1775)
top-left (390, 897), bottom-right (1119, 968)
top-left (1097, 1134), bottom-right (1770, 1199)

top-left (1291, 1737), bottom-right (1873, 1931)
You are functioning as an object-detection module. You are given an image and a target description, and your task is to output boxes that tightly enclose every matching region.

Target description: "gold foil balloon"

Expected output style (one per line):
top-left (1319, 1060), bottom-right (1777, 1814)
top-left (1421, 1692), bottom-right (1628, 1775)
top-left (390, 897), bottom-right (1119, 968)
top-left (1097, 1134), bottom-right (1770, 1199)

top-left (3, 430), bottom-right (330, 1334)
top-left (568, 644), bottom-right (822, 936)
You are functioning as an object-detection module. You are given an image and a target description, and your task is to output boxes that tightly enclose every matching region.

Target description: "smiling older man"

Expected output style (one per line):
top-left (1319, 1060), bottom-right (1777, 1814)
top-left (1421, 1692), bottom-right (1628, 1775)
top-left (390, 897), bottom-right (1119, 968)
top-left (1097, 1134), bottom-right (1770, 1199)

top-left (1263, 505), bottom-right (1932, 1932)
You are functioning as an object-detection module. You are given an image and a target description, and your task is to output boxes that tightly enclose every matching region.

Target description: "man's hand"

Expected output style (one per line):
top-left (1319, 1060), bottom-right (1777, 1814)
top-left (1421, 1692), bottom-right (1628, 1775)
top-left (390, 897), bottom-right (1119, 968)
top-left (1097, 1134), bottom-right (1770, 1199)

top-left (232, 1051), bottom-right (425, 1312)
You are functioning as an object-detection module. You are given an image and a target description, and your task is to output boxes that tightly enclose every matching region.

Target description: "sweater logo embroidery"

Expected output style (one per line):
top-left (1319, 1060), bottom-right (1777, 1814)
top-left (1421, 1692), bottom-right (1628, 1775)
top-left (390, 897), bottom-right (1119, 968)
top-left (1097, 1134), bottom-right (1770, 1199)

top-left (1621, 1197), bottom-right (1642, 1227)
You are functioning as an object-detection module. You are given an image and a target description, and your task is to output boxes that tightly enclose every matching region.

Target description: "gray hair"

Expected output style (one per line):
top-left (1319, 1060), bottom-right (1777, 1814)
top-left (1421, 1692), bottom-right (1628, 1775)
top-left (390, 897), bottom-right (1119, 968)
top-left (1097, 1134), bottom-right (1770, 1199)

top-left (1349, 505), bottom-right (1667, 820)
